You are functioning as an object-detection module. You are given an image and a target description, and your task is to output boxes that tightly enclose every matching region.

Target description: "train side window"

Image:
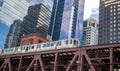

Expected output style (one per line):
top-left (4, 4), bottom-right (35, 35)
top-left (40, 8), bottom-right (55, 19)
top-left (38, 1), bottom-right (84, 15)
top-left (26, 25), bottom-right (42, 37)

top-left (56, 42), bottom-right (59, 46)
top-left (43, 44), bottom-right (46, 48)
top-left (59, 42), bottom-right (61, 46)
top-left (37, 45), bottom-right (41, 48)
top-left (51, 43), bottom-right (54, 46)
top-left (26, 47), bottom-right (28, 51)
top-left (70, 40), bottom-right (72, 44)
top-left (57, 42), bottom-right (61, 46)
top-left (66, 40), bottom-right (68, 44)
top-left (21, 40), bottom-right (27, 46)
top-left (28, 39), bottom-right (33, 45)
top-left (32, 46), bottom-right (34, 49)
top-left (47, 43), bottom-right (50, 47)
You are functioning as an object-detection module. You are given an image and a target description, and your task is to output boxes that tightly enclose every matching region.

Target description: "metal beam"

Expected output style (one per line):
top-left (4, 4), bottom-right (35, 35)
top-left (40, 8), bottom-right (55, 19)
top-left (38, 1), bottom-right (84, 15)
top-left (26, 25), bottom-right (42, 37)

top-left (0, 62), bottom-right (5, 70)
top-left (110, 48), bottom-right (113, 71)
top-left (18, 57), bottom-right (22, 71)
top-left (53, 53), bottom-right (58, 71)
top-left (84, 51), bottom-right (96, 71)
top-left (66, 53), bottom-right (77, 71)
top-left (39, 55), bottom-right (45, 71)
top-left (26, 59), bottom-right (35, 71)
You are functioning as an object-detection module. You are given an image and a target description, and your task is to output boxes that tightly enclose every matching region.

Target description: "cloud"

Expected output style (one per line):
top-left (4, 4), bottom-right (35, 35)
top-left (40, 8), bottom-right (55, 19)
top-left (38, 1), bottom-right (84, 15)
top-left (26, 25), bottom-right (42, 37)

top-left (84, 0), bottom-right (99, 20)
top-left (0, 0), bottom-right (53, 26)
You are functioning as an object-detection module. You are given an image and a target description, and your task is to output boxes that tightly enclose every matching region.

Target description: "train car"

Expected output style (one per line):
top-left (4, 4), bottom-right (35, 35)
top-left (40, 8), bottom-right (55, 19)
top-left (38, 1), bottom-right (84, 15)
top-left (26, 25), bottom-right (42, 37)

top-left (21, 45), bottom-right (29, 53)
top-left (2, 48), bottom-right (16, 55)
top-left (58, 39), bottom-right (80, 49)
top-left (40, 38), bottom-right (80, 51)
top-left (36, 44), bottom-right (41, 51)
top-left (40, 42), bottom-right (56, 51)
top-left (0, 38), bottom-right (80, 55)
top-left (14, 46), bottom-right (22, 54)
top-left (27, 44), bottom-right (38, 52)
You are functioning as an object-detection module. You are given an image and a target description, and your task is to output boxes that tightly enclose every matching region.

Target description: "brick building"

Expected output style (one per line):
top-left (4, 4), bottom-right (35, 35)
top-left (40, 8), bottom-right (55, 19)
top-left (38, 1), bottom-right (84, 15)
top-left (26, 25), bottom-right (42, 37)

top-left (20, 33), bottom-right (49, 46)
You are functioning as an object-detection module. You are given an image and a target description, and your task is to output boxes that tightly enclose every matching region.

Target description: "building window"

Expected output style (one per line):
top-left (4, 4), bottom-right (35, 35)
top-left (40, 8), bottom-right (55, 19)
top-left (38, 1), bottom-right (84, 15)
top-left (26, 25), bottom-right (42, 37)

top-left (21, 40), bottom-right (27, 46)
top-left (28, 39), bottom-right (33, 45)
top-left (38, 40), bottom-right (42, 43)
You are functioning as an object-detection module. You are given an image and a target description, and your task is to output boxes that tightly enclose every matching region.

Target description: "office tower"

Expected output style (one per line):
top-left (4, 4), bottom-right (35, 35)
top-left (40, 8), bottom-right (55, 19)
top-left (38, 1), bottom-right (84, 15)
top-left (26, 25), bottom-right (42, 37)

top-left (4, 20), bottom-right (22, 48)
top-left (21, 3), bottom-right (51, 38)
top-left (48, 0), bottom-right (84, 41)
top-left (99, 0), bottom-right (120, 44)
top-left (0, 0), bottom-right (3, 6)
top-left (82, 17), bottom-right (98, 46)
top-left (0, 0), bottom-right (3, 9)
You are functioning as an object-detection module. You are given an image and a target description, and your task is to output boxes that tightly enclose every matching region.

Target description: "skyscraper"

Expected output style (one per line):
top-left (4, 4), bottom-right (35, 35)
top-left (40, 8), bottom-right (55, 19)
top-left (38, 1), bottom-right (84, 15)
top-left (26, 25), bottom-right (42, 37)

top-left (21, 3), bottom-right (51, 38)
top-left (48, 0), bottom-right (84, 41)
top-left (0, 0), bottom-right (3, 10)
top-left (0, 0), bottom-right (3, 7)
top-left (99, 0), bottom-right (120, 44)
top-left (82, 17), bottom-right (98, 46)
top-left (4, 20), bottom-right (22, 48)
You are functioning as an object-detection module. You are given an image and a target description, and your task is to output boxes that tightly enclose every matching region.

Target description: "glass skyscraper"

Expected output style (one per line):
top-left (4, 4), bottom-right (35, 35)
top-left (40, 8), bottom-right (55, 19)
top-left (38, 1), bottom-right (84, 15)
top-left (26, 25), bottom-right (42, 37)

top-left (0, 0), bottom-right (3, 6)
top-left (21, 4), bottom-right (51, 38)
top-left (99, 0), bottom-right (120, 44)
top-left (48, 0), bottom-right (84, 41)
top-left (4, 20), bottom-right (22, 48)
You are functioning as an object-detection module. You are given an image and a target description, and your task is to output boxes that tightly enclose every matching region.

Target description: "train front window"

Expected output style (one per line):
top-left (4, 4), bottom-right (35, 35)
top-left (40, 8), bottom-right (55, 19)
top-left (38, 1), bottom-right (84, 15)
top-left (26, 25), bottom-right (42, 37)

top-left (74, 40), bottom-right (76, 45)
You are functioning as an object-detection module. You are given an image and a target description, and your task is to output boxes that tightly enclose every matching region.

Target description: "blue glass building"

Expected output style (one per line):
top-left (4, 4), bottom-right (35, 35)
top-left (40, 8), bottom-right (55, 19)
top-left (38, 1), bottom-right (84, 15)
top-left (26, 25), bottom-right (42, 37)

top-left (48, 0), bottom-right (84, 41)
top-left (0, 0), bottom-right (3, 8)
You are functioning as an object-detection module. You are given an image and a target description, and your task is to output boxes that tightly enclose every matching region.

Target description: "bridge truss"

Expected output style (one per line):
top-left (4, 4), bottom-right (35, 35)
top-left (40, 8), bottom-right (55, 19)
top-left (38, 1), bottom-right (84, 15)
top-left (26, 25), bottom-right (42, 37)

top-left (0, 43), bottom-right (120, 71)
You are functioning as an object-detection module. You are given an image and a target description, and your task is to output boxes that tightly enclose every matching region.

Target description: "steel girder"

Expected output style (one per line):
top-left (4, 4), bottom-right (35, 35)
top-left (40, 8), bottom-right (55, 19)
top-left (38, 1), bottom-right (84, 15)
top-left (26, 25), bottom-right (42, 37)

top-left (0, 43), bottom-right (120, 71)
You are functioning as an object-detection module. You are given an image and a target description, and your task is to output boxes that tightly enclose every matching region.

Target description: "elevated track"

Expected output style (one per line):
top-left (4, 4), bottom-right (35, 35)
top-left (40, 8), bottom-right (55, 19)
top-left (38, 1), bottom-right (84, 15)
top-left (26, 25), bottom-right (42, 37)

top-left (0, 43), bottom-right (120, 71)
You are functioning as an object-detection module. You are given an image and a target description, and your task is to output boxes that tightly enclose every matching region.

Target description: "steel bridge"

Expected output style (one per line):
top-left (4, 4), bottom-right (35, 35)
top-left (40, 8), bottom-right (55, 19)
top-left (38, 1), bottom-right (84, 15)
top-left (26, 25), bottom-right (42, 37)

top-left (0, 43), bottom-right (120, 71)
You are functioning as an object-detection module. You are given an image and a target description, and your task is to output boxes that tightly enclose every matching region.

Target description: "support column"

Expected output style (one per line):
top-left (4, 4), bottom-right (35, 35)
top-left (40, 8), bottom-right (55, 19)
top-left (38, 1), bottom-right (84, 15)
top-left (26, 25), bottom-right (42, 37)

top-left (34, 60), bottom-right (37, 71)
top-left (54, 53), bottom-right (58, 71)
top-left (110, 48), bottom-right (113, 71)
top-left (39, 55), bottom-right (45, 71)
top-left (26, 59), bottom-right (35, 71)
top-left (18, 57), bottom-right (23, 71)
top-left (66, 54), bottom-right (77, 71)
top-left (84, 51), bottom-right (95, 71)
top-left (77, 48), bottom-right (83, 71)
top-left (4, 58), bottom-right (12, 71)
top-left (0, 62), bottom-right (5, 70)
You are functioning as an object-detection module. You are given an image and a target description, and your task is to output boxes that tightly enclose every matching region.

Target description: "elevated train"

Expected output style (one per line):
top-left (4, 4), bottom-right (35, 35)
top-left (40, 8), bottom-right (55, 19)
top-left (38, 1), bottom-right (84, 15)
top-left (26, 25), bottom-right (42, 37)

top-left (0, 38), bottom-right (80, 55)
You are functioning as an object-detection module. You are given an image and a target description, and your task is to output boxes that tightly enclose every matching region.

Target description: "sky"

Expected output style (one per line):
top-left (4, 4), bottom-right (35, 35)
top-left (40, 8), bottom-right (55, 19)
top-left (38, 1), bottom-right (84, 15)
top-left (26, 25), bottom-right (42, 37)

top-left (84, 0), bottom-right (99, 21)
top-left (0, 0), bottom-right (100, 49)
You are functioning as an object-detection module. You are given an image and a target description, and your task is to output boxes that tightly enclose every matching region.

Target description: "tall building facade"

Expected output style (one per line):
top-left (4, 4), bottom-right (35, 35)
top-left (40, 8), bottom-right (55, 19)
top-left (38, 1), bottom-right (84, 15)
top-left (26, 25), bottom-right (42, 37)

top-left (0, 0), bottom-right (3, 6)
top-left (48, 0), bottom-right (84, 41)
top-left (82, 17), bottom-right (98, 46)
top-left (21, 3), bottom-right (51, 38)
top-left (99, 0), bottom-right (120, 44)
top-left (4, 20), bottom-right (22, 48)
top-left (0, 0), bottom-right (3, 9)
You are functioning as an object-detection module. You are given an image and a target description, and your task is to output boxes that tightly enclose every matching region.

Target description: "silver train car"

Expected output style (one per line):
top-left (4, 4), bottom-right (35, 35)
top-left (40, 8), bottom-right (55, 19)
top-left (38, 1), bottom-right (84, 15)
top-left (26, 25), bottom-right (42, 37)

top-left (0, 38), bottom-right (80, 55)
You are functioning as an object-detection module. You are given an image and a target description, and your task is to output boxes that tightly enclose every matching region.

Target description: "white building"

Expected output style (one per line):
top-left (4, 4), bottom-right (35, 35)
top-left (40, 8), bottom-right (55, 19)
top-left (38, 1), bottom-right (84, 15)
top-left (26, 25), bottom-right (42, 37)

top-left (82, 17), bottom-right (98, 46)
